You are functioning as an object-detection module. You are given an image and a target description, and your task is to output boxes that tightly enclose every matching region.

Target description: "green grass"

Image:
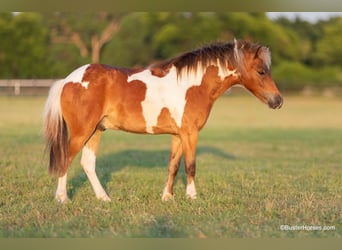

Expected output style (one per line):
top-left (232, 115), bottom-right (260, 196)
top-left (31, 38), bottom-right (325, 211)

top-left (0, 94), bottom-right (341, 238)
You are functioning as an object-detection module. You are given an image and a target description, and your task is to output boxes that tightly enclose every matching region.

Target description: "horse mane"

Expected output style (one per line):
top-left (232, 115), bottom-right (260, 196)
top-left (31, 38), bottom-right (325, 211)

top-left (150, 40), bottom-right (271, 78)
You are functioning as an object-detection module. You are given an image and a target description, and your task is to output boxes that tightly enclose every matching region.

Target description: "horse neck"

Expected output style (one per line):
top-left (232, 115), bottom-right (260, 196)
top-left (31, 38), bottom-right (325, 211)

top-left (201, 65), bottom-right (240, 101)
top-left (214, 78), bottom-right (240, 100)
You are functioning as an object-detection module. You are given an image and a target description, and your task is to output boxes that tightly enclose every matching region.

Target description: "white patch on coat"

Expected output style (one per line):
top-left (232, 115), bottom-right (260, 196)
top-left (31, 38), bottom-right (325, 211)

top-left (127, 64), bottom-right (235, 133)
top-left (216, 58), bottom-right (237, 79)
top-left (64, 64), bottom-right (90, 89)
top-left (127, 66), bottom-right (203, 133)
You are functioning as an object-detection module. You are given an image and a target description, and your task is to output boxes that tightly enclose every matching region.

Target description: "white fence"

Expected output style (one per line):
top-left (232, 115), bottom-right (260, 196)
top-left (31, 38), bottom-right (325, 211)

top-left (0, 79), bottom-right (59, 96)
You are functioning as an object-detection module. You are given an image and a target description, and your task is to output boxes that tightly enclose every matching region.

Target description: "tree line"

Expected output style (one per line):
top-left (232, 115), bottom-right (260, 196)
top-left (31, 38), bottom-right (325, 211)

top-left (0, 12), bottom-right (341, 91)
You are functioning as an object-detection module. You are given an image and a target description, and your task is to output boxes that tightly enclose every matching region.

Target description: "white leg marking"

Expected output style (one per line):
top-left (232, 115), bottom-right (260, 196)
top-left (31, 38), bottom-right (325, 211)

top-left (186, 180), bottom-right (197, 199)
top-left (162, 186), bottom-right (174, 201)
top-left (55, 174), bottom-right (69, 203)
top-left (81, 146), bottom-right (111, 201)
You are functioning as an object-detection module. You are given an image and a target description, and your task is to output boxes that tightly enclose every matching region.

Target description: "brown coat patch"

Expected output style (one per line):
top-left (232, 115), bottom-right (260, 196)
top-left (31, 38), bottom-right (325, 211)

top-left (61, 81), bottom-right (106, 138)
top-left (181, 65), bottom-right (239, 131)
top-left (153, 107), bottom-right (178, 134)
top-left (98, 65), bottom-right (148, 133)
top-left (61, 64), bottom-right (147, 136)
top-left (181, 67), bottom-right (215, 131)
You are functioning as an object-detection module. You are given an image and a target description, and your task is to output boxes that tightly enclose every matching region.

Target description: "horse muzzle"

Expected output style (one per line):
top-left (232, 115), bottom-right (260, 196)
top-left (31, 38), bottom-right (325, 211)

top-left (267, 94), bottom-right (283, 109)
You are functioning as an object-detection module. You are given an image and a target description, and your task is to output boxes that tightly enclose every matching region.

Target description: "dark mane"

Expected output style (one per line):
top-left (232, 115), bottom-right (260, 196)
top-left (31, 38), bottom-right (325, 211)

top-left (150, 40), bottom-right (270, 77)
top-left (172, 42), bottom-right (234, 75)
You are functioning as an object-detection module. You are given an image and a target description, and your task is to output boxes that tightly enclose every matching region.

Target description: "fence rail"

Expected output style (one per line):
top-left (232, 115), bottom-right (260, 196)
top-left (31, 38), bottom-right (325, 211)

top-left (0, 79), bottom-right (59, 95)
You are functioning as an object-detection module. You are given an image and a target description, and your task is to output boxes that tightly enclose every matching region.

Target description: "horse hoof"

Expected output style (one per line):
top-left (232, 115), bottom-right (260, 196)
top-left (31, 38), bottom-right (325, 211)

top-left (97, 194), bottom-right (111, 202)
top-left (186, 194), bottom-right (197, 200)
top-left (162, 192), bottom-right (174, 201)
top-left (55, 194), bottom-right (70, 203)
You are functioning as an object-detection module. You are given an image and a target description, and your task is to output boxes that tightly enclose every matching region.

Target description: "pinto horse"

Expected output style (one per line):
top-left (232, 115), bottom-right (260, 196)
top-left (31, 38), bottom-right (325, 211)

top-left (43, 39), bottom-right (283, 203)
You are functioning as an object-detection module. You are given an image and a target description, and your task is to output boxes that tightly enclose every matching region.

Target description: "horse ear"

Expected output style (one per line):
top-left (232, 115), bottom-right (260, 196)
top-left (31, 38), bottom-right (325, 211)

top-left (254, 46), bottom-right (269, 59)
top-left (254, 46), bottom-right (263, 59)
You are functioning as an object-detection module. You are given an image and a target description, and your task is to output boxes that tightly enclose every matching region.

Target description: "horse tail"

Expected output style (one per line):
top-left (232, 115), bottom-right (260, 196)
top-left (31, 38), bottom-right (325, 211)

top-left (43, 80), bottom-right (69, 177)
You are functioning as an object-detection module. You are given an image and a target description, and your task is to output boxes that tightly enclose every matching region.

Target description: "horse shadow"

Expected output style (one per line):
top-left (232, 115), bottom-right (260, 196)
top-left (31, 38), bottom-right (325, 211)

top-left (68, 146), bottom-right (236, 199)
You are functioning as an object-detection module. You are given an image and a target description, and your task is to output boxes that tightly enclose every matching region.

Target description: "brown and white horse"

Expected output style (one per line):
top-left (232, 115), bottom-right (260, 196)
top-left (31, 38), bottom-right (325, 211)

top-left (43, 39), bottom-right (283, 203)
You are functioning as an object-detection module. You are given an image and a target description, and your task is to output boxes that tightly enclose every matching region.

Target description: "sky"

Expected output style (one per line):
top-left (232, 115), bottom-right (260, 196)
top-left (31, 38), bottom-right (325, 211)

top-left (267, 12), bottom-right (342, 23)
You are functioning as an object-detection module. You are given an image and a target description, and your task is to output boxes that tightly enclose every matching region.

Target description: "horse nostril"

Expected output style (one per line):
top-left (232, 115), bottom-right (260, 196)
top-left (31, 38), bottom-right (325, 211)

top-left (276, 95), bottom-right (283, 109)
top-left (268, 95), bottom-right (283, 109)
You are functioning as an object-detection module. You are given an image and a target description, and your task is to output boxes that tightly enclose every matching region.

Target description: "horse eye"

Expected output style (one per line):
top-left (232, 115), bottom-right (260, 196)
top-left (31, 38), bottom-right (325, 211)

top-left (258, 70), bottom-right (265, 76)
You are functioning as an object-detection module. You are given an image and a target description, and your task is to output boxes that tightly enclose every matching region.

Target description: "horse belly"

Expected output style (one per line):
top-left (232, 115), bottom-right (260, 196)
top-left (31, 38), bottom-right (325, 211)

top-left (102, 105), bottom-right (179, 135)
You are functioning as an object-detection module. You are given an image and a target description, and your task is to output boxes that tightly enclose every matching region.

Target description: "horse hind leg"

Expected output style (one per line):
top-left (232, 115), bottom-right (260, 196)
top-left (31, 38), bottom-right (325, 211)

top-left (80, 129), bottom-right (111, 201)
top-left (54, 132), bottom-right (90, 203)
top-left (55, 173), bottom-right (69, 203)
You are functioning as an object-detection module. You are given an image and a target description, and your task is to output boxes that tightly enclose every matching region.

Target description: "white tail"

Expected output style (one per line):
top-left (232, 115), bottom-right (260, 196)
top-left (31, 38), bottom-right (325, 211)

top-left (43, 80), bottom-right (69, 176)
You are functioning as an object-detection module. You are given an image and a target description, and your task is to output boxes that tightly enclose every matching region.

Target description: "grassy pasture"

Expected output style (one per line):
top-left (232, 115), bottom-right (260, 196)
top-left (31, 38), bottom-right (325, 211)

top-left (0, 94), bottom-right (341, 238)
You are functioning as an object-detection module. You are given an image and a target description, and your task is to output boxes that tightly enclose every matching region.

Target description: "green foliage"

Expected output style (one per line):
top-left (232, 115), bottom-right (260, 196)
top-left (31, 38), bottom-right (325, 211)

top-left (0, 12), bottom-right (341, 90)
top-left (48, 43), bottom-right (88, 76)
top-left (0, 13), bottom-right (52, 78)
top-left (273, 61), bottom-right (342, 91)
top-left (102, 13), bottom-right (154, 67)
top-left (217, 13), bottom-right (302, 63)
top-left (313, 18), bottom-right (342, 66)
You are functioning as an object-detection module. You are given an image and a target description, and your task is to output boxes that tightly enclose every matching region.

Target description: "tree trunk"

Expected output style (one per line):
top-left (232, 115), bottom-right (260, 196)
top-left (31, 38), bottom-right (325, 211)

top-left (71, 32), bottom-right (88, 58)
top-left (91, 20), bottom-right (120, 63)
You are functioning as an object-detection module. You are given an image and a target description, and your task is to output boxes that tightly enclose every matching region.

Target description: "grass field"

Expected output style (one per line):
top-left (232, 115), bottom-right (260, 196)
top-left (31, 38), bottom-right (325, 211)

top-left (0, 93), bottom-right (341, 238)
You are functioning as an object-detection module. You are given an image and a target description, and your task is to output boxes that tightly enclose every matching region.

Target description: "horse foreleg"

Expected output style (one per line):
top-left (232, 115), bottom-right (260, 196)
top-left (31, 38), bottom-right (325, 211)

top-left (81, 129), bottom-right (111, 201)
top-left (162, 135), bottom-right (183, 201)
top-left (181, 131), bottom-right (199, 200)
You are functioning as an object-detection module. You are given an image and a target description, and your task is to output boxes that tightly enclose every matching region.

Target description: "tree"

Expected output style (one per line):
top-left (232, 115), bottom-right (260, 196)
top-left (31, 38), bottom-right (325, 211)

top-left (46, 12), bottom-right (124, 64)
top-left (217, 13), bottom-right (301, 64)
top-left (274, 17), bottom-right (323, 66)
top-left (0, 13), bottom-right (52, 78)
top-left (313, 17), bottom-right (342, 67)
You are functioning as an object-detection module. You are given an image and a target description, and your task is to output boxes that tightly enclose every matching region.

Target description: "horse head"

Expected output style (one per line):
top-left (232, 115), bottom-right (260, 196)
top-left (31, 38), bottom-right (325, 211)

top-left (234, 40), bottom-right (283, 109)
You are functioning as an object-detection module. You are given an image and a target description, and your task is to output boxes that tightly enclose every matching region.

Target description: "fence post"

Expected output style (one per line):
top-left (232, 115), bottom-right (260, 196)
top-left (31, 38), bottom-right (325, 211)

top-left (14, 81), bottom-right (20, 95)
